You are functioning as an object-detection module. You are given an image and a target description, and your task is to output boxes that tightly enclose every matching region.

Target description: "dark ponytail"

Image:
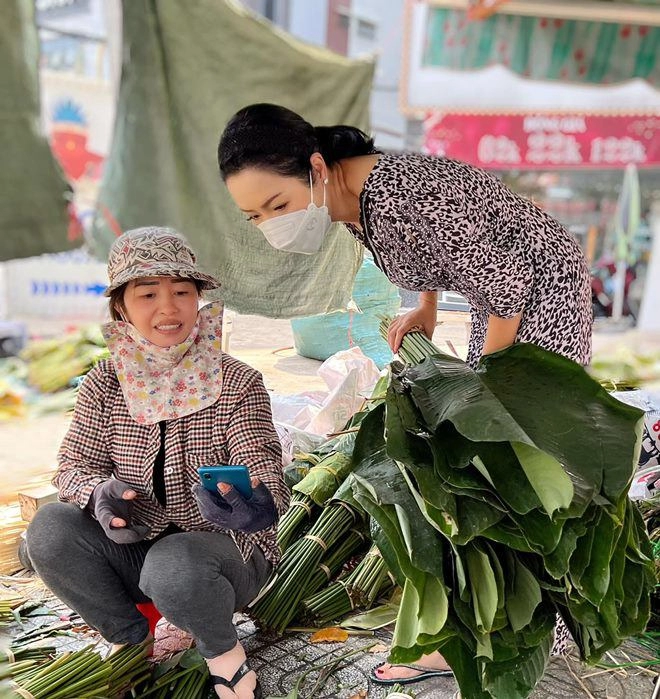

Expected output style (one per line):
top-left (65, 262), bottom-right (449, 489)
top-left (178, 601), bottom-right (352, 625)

top-left (313, 125), bottom-right (376, 166)
top-left (218, 103), bottom-right (378, 181)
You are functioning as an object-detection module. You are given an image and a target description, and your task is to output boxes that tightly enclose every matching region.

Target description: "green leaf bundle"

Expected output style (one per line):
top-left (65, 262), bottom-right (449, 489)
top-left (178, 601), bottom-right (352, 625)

top-left (351, 330), bottom-right (654, 699)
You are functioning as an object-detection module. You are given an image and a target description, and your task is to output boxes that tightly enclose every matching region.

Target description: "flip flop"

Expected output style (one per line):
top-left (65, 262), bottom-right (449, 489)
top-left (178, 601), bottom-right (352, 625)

top-left (209, 661), bottom-right (263, 698)
top-left (370, 662), bottom-right (454, 686)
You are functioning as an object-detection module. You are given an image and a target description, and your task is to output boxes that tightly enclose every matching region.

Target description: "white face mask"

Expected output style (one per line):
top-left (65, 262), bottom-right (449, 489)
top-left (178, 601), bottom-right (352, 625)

top-left (258, 171), bottom-right (332, 255)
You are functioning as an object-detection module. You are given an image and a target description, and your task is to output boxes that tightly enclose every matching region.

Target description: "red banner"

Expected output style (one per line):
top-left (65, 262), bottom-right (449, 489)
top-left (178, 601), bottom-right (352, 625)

top-left (423, 113), bottom-right (660, 169)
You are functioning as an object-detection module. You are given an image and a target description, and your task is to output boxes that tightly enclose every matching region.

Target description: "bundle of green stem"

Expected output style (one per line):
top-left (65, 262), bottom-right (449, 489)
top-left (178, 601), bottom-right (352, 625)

top-left (277, 491), bottom-right (320, 552)
top-left (251, 501), bottom-right (364, 633)
top-left (379, 318), bottom-right (435, 365)
top-left (20, 325), bottom-right (108, 393)
top-left (0, 645), bottom-right (55, 682)
top-left (8, 642), bottom-right (150, 698)
top-left (131, 650), bottom-right (209, 699)
top-left (0, 595), bottom-right (25, 626)
top-left (301, 546), bottom-right (394, 625)
top-left (278, 433), bottom-right (362, 552)
top-left (303, 526), bottom-right (369, 597)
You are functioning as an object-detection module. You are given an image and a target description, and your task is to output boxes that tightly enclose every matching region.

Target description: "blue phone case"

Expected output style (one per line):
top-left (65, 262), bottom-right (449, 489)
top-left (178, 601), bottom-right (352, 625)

top-left (198, 465), bottom-right (253, 499)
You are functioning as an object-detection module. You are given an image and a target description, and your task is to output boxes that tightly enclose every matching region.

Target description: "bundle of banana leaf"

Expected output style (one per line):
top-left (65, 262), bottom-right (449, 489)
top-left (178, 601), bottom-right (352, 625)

top-left (0, 593), bottom-right (25, 626)
top-left (251, 499), bottom-right (366, 633)
top-left (301, 544), bottom-right (395, 625)
top-left (345, 323), bottom-right (655, 699)
top-left (20, 325), bottom-right (108, 393)
top-left (131, 649), bottom-right (209, 699)
top-left (6, 642), bottom-right (150, 698)
top-left (588, 346), bottom-right (660, 390)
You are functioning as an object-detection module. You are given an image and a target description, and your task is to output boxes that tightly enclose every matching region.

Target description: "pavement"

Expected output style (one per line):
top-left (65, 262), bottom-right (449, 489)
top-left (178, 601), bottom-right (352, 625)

top-left (2, 308), bottom-right (660, 698)
top-left (3, 576), bottom-right (656, 699)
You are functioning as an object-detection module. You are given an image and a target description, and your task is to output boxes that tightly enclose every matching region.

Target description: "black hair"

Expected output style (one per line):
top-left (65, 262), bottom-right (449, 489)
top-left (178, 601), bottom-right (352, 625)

top-left (218, 103), bottom-right (377, 181)
top-left (108, 279), bottom-right (204, 321)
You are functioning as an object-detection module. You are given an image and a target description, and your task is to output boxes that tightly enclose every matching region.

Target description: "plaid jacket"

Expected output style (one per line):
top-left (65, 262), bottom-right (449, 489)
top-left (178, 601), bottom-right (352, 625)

top-left (54, 355), bottom-right (289, 566)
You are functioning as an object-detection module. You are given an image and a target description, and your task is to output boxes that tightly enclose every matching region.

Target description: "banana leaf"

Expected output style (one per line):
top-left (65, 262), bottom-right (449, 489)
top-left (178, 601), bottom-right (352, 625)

top-left (401, 345), bottom-right (643, 507)
top-left (349, 342), bottom-right (653, 699)
top-left (292, 451), bottom-right (354, 506)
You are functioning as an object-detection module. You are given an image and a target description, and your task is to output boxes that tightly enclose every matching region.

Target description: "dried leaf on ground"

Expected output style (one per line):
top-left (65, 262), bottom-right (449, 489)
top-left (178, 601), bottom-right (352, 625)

top-left (309, 626), bottom-right (349, 643)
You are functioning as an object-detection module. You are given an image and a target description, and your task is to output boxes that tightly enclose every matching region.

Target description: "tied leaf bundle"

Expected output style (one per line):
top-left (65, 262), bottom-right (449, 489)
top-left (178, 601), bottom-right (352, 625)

top-left (19, 325), bottom-right (108, 394)
top-left (277, 440), bottom-right (356, 553)
top-left (251, 501), bottom-right (366, 633)
top-left (301, 545), bottom-right (395, 625)
top-left (0, 594), bottom-right (25, 626)
top-left (132, 648), bottom-right (209, 699)
top-left (256, 375), bottom-right (390, 632)
top-left (0, 644), bottom-right (55, 684)
top-left (7, 642), bottom-right (151, 698)
top-left (348, 325), bottom-right (655, 699)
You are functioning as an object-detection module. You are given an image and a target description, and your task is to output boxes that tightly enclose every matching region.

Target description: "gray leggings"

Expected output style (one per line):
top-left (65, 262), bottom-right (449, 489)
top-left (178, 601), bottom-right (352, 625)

top-left (26, 502), bottom-right (271, 657)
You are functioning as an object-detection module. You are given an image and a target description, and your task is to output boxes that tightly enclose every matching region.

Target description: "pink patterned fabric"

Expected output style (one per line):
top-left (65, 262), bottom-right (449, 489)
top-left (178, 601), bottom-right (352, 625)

top-left (102, 302), bottom-right (224, 425)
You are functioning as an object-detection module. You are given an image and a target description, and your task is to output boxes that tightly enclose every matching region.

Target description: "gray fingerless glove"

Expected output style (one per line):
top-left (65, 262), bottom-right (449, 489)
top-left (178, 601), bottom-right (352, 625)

top-left (89, 479), bottom-right (151, 544)
top-left (192, 482), bottom-right (278, 533)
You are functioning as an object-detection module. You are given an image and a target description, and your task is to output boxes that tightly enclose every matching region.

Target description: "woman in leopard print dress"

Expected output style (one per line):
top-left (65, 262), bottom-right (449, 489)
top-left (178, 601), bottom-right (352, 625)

top-left (219, 104), bottom-right (591, 370)
top-left (219, 103), bottom-right (588, 684)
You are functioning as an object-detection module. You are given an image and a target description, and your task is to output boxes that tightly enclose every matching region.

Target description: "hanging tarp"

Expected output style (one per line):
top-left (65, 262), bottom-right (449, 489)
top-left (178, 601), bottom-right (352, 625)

top-left (89, 0), bottom-right (374, 318)
top-left (0, 0), bottom-right (71, 260)
top-left (423, 7), bottom-right (660, 86)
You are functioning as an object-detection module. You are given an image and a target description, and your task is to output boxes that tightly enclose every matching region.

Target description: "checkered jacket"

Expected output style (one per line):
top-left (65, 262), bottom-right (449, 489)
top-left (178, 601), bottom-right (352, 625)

top-left (53, 355), bottom-right (289, 566)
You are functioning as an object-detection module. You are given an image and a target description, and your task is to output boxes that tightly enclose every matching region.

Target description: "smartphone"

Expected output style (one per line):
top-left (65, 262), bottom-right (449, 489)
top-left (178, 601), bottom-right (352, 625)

top-left (198, 465), bottom-right (253, 499)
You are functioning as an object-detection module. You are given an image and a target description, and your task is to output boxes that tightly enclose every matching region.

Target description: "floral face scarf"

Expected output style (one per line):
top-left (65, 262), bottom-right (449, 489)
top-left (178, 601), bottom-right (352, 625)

top-left (102, 301), bottom-right (224, 425)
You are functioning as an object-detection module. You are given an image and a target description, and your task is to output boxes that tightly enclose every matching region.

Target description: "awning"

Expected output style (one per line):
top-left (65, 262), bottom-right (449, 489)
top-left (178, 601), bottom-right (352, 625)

top-left (402, 1), bottom-right (660, 114)
top-left (422, 5), bottom-right (660, 86)
top-left (423, 112), bottom-right (660, 168)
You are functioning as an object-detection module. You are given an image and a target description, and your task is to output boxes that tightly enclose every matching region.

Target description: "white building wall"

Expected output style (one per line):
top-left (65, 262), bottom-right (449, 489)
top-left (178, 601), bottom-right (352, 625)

top-left (347, 0), bottom-right (406, 150)
top-left (288, 0), bottom-right (328, 46)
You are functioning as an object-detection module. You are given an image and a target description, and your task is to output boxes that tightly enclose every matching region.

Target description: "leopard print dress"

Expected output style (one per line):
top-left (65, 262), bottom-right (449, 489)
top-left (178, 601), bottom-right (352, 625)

top-left (346, 153), bottom-right (592, 369)
top-left (347, 153), bottom-right (588, 655)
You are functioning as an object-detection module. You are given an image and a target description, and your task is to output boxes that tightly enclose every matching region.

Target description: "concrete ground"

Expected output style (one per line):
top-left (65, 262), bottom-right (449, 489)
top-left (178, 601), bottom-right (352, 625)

top-left (3, 576), bottom-right (657, 698)
top-left (2, 309), bottom-right (659, 698)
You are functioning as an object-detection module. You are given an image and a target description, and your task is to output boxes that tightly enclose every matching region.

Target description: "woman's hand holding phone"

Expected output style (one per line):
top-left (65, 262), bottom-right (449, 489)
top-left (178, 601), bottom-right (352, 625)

top-left (192, 475), bottom-right (278, 533)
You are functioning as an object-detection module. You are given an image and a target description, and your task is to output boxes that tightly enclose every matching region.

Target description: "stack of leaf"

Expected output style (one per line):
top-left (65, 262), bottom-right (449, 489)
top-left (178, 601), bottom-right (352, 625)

top-left (346, 328), bottom-right (654, 699)
top-left (131, 648), bottom-right (209, 699)
top-left (251, 379), bottom-right (389, 633)
top-left (301, 543), bottom-right (395, 625)
top-left (4, 643), bottom-right (151, 698)
top-left (0, 642), bottom-right (210, 699)
top-left (588, 346), bottom-right (660, 391)
top-left (20, 325), bottom-right (108, 393)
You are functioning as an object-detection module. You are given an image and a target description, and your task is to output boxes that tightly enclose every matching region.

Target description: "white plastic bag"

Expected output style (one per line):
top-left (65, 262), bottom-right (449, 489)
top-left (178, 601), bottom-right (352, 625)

top-left (305, 347), bottom-right (380, 436)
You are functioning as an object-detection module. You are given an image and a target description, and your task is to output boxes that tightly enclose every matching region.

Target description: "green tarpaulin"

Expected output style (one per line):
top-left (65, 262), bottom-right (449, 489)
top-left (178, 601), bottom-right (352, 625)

top-left (1, 0), bottom-right (71, 260)
top-left (424, 7), bottom-right (660, 86)
top-left (90, 0), bottom-right (374, 318)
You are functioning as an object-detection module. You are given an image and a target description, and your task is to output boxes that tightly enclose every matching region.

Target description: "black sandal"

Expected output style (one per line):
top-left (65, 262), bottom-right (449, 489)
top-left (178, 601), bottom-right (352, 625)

top-left (210, 661), bottom-right (263, 698)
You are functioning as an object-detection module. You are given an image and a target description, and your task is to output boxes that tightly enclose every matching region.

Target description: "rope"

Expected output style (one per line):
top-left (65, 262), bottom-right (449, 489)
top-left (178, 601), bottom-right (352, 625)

top-left (303, 535), bottom-right (328, 551)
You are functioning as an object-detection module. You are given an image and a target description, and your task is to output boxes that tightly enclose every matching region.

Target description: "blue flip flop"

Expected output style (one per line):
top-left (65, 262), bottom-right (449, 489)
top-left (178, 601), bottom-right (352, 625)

top-left (370, 662), bottom-right (454, 686)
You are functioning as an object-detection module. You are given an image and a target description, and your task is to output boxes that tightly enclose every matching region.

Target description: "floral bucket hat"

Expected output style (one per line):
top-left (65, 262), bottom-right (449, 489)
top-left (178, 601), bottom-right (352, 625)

top-left (105, 226), bottom-right (221, 295)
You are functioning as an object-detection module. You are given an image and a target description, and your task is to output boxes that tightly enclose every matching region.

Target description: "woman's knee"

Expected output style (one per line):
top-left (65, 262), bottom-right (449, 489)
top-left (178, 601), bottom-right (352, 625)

top-left (26, 502), bottom-right (88, 564)
top-left (140, 536), bottom-right (209, 596)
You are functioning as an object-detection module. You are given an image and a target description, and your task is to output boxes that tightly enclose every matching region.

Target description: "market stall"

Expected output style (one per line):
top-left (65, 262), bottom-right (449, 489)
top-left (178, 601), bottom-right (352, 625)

top-left (400, 0), bottom-right (660, 323)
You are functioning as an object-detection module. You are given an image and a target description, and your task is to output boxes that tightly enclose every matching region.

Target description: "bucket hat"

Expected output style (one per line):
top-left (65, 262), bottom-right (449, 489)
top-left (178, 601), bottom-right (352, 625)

top-left (105, 226), bottom-right (220, 296)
